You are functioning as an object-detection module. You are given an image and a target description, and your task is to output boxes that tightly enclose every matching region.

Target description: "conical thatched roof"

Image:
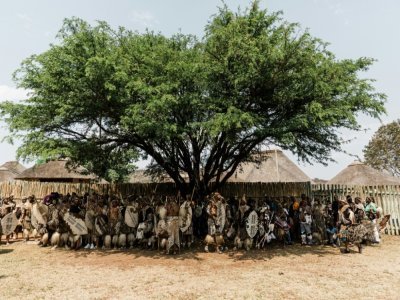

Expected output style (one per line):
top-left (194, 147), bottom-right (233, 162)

top-left (0, 161), bottom-right (26, 182)
top-left (0, 169), bottom-right (18, 182)
top-left (328, 161), bottom-right (400, 185)
top-left (227, 150), bottom-right (311, 182)
top-left (15, 160), bottom-right (96, 182)
top-left (0, 161), bottom-right (26, 175)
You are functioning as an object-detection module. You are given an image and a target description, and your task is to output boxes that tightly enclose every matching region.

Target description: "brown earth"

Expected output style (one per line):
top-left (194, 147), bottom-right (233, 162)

top-left (1, 236), bottom-right (400, 300)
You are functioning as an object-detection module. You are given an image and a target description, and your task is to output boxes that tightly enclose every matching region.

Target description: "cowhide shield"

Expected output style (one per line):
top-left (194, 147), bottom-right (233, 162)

top-left (64, 212), bottom-right (88, 235)
top-left (179, 201), bottom-right (192, 233)
top-left (85, 210), bottom-right (95, 231)
top-left (1, 212), bottom-right (18, 236)
top-left (379, 214), bottom-right (391, 231)
top-left (124, 205), bottom-right (139, 228)
top-left (32, 203), bottom-right (48, 225)
top-left (95, 215), bottom-right (108, 235)
top-left (246, 210), bottom-right (259, 239)
top-left (136, 222), bottom-right (146, 240)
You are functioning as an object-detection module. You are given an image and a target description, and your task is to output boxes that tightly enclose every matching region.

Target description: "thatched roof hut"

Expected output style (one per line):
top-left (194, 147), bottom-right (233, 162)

top-left (328, 161), bottom-right (400, 185)
top-left (227, 150), bottom-right (311, 183)
top-left (0, 161), bottom-right (26, 182)
top-left (129, 150), bottom-right (310, 184)
top-left (15, 160), bottom-right (96, 183)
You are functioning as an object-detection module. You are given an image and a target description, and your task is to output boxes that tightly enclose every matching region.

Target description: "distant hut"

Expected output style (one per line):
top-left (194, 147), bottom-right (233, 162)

top-left (129, 170), bottom-right (153, 183)
top-left (0, 161), bottom-right (26, 182)
top-left (312, 178), bottom-right (329, 184)
top-left (128, 169), bottom-right (188, 183)
top-left (328, 161), bottom-right (400, 185)
top-left (15, 160), bottom-right (97, 183)
top-left (227, 150), bottom-right (311, 182)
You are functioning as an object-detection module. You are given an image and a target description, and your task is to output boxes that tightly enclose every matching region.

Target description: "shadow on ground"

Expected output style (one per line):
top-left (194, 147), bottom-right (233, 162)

top-left (0, 248), bottom-right (13, 255)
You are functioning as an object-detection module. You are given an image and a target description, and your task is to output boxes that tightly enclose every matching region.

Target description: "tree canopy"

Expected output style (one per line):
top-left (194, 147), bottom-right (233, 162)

top-left (364, 120), bottom-right (400, 177)
top-left (0, 2), bottom-right (386, 195)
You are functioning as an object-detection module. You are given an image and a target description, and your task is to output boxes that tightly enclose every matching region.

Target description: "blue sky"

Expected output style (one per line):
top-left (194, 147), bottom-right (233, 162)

top-left (1, 0), bottom-right (399, 180)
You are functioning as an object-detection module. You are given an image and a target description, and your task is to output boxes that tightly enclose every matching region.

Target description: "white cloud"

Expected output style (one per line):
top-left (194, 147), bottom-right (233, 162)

top-left (329, 3), bottom-right (344, 16)
top-left (130, 10), bottom-right (159, 29)
top-left (0, 85), bottom-right (29, 102)
top-left (17, 13), bottom-right (32, 22)
top-left (16, 13), bottom-right (33, 31)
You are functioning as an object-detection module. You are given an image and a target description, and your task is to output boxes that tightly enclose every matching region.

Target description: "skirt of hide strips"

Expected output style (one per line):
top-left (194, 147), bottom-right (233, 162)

top-left (340, 223), bottom-right (371, 243)
top-left (23, 220), bottom-right (34, 231)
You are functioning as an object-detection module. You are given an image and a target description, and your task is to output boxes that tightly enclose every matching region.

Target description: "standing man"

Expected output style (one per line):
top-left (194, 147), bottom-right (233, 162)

top-left (299, 200), bottom-right (313, 245)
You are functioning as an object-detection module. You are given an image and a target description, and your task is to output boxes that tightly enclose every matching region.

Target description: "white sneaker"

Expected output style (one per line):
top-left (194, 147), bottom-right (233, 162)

top-left (90, 244), bottom-right (95, 250)
top-left (84, 244), bottom-right (90, 249)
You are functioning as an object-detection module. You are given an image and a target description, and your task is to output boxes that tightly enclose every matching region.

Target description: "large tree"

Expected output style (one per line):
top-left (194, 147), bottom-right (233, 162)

top-left (364, 120), bottom-right (400, 177)
top-left (0, 3), bottom-right (386, 196)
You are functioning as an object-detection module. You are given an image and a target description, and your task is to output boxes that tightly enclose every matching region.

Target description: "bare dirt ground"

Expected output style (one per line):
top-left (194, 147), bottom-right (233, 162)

top-left (1, 236), bottom-right (400, 300)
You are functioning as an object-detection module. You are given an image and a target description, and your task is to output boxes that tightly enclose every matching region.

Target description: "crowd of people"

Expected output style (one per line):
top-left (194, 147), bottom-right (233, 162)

top-left (0, 191), bottom-right (389, 254)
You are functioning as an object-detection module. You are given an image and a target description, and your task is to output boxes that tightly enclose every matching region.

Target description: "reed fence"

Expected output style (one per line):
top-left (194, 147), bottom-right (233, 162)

top-left (1, 181), bottom-right (399, 235)
top-left (0, 181), bottom-right (311, 200)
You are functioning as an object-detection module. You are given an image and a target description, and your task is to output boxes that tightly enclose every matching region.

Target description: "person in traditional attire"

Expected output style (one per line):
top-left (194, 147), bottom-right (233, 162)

top-left (42, 197), bottom-right (60, 247)
top-left (155, 203), bottom-right (168, 250)
top-left (256, 202), bottom-right (276, 248)
top-left (332, 195), bottom-right (340, 226)
top-left (299, 200), bottom-right (313, 245)
top-left (192, 199), bottom-right (206, 238)
top-left (233, 195), bottom-right (252, 251)
top-left (325, 219), bottom-right (338, 247)
top-left (94, 199), bottom-right (108, 249)
top-left (84, 196), bottom-right (97, 250)
top-left (12, 198), bottom-right (24, 240)
top-left (179, 197), bottom-right (194, 248)
top-left (288, 196), bottom-right (300, 241)
top-left (0, 197), bottom-right (16, 245)
top-left (365, 197), bottom-right (380, 243)
top-left (20, 195), bottom-right (35, 242)
top-left (338, 200), bottom-right (357, 253)
top-left (108, 198), bottom-right (121, 248)
top-left (166, 199), bottom-right (180, 254)
top-left (354, 197), bottom-right (365, 223)
top-left (203, 193), bottom-right (226, 253)
top-left (312, 198), bottom-right (326, 243)
top-left (66, 195), bottom-right (84, 250)
top-left (69, 196), bottom-right (83, 218)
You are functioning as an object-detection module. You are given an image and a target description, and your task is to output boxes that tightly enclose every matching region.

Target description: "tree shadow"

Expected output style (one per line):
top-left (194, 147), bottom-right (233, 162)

top-left (37, 239), bottom-right (374, 261)
top-left (60, 244), bottom-right (206, 261)
top-left (224, 243), bottom-right (349, 262)
top-left (0, 249), bottom-right (14, 255)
